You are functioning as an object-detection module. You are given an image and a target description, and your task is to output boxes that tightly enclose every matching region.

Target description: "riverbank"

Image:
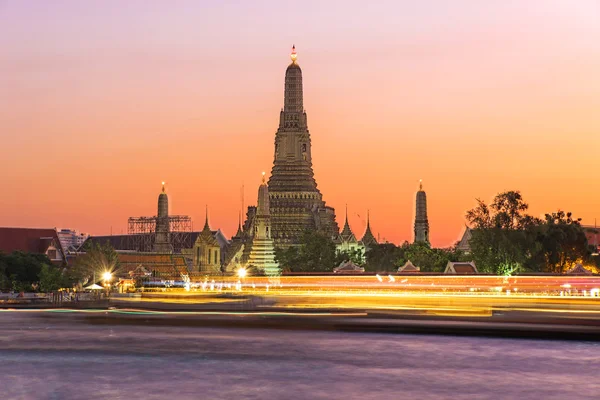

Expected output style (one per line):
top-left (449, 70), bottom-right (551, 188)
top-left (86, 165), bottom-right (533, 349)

top-left (5, 306), bottom-right (598, 342)
top-left (3, 290), bottom-right (600, 341)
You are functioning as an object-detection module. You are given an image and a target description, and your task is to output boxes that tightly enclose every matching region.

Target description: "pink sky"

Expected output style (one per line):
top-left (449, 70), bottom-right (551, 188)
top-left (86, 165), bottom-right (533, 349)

top-left (1, 0), bottom-right (599, 247)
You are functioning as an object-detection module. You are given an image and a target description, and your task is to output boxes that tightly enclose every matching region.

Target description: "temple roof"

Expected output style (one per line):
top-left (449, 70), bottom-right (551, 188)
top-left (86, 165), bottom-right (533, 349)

top-left (361, 211), bottom-right (377, 246)
top-left (233, 211), bottom-right (244, 239)
top-left (566, 264), bottom-right (593, 275)
top-left (197, 209), bottom-right (220, 247)
top-left (338, 206), bottom-right (357, 243)
top-left (444, 261), bottom-right (478, 275)
top-left (398, 260), bottom-right (420, 273)
top-left (0, 227), bottom-right (65, 263)
top-left (333, 261), bottom-right (364, 273)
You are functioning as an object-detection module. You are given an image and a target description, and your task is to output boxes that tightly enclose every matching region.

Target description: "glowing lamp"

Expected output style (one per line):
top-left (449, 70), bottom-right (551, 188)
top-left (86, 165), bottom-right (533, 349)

top-left (102, 271), bottom-right (113, 282)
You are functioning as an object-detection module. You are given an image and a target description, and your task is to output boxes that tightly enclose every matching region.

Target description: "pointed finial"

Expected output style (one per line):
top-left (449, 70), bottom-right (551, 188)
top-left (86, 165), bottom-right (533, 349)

top-left (161, 181), bottom-right (166, 193)
top-left (419, 179), bottom-right (423, 191)
top-left (367, 210), bottom-right (370, 226)
top-left (204, 205), bottom-right (209, 230)
top-left (290, 45), bottom-right (297, 63)
top-left (344, 204), bottom-right (349, 226)
top-left (236, 210), bottom-right (243, 236)
top-left (262, 171), bottom-right (266, 184)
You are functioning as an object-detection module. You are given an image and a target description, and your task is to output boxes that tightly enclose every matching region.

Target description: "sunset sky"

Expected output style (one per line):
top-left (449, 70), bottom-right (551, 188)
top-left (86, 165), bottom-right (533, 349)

top-left (1, 0), bottom-right (599, 247)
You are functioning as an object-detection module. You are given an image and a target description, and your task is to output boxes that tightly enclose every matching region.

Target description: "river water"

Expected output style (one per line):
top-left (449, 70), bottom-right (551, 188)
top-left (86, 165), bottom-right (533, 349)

top-left (0, 312), bottom-right (598, 399)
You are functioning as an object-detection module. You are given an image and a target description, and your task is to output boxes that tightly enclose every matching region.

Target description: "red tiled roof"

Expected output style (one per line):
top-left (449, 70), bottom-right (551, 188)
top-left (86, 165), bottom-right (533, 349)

top-left (116, 253), bottom-right (188, 279)
top-left (453, 264), bottom-right (477, 274)
top-left (0, 227), bottom-right (64, 258)
top-left (118, 253), bottom-right (175, 264)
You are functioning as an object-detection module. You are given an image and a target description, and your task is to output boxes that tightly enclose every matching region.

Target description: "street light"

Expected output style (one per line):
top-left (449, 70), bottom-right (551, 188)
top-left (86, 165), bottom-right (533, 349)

top-left (236, 268), bottom-right (247, 291)
top-left (103, 271), bottom-right (112, 297)
top-left (102, 271), bottom-right (113, 282)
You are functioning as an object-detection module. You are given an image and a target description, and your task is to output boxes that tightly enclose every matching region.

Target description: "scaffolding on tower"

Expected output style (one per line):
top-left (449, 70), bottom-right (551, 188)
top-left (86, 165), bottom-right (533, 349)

top-left (127, 215), bottom-right (193, 253)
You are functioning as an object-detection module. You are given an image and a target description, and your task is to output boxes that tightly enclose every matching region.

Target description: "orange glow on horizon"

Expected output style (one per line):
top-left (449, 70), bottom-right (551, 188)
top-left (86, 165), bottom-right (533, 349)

top-left (0, 2), bottom-right (598, 247)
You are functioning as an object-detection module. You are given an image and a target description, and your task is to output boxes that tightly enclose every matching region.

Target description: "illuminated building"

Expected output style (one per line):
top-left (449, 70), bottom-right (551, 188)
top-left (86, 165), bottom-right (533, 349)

top-left (262, 46), bottom-right (340, 247)
top-left (335, 205), bottom-right (366, 259)
top-left (414, 180), bottom-right (430, 244)
top-left (192, 209), bottom-right (222, 273)
top-left (153, 182), bottom-right (172, 253)
top-left (57, 229), bottom-right (89, 252)
top-left (245, 173), bottom-right (280, 276)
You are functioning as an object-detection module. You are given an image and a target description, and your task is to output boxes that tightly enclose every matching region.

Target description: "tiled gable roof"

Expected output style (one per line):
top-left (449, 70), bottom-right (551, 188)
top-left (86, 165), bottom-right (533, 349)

top-left (0, 227), bottom-right (65, 262)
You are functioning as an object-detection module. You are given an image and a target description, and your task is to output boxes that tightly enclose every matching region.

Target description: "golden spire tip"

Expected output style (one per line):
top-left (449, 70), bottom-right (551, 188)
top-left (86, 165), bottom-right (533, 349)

top-left (290, 45), bottom-right (297, 62)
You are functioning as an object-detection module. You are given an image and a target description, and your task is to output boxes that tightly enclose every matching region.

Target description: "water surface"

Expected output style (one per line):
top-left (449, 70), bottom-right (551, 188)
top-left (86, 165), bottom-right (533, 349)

top-left (0, 313), bottom-right (598, 399)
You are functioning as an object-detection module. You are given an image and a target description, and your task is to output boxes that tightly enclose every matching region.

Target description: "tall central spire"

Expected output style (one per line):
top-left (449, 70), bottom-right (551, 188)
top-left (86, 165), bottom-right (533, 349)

top-left (264, 47), bottom-right (340, 247)
top-left (270, 45), bottom-right (315, 189)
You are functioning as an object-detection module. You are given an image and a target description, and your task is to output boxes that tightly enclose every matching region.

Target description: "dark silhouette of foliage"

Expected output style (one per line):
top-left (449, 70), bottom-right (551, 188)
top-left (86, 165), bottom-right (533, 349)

top-left (275, 230), bottom-right (337, 272)
top-left (466, 191), bottom-right (592, 274)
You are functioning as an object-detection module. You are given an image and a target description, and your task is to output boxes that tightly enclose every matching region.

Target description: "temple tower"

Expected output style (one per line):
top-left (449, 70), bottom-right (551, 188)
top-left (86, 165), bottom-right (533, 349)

top-left (247, 173), bottom-right (280, 276)
top-left (335, 205), bottom-right (365, 259)
top-left (154, 182), bottom-right (172, 253)
top-left (193, 207), bottom-right (221, 273)
top-left (414, 180), bottom-right (430, 244)
top-left (361, 210), bottom-right (378, 247)
top-left (267, 46), bottom-right (339, 246)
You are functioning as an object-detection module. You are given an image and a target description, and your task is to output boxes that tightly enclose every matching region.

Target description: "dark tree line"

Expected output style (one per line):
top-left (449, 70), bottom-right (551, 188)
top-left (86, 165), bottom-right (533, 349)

top-left (465, 190), bottom-right (597, 274)
top-left (0, 241), bottom-right (122, 292)
top-left (0, 251), bottom-right (69, 292)
top-left (363, 242), bottom-right (465, 273)
top-left (275, 190), bottom-right (599, 275)
top-left (275, 231), bottom-right (360, 273)
top-left (274, 230), bottom-right (465, 273)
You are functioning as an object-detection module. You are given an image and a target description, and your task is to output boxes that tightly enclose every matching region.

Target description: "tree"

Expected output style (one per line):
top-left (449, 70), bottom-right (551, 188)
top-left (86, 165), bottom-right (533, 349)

top-left (393, 242), bottom-right (464, 273)
top-left (538, 211), bottom-right (591, 273)
top-left (0, 251), bottom-right (54, 292)
top-left (0, 253), bottom-right (10, 291)
top-left (364, 243), bottom-right (403, 272)
top-left (335, 247), bottom-right (365, 266)
top-left (39, 264), bottom-right (68, 292)
top-left (71, 241), bottom-right (121, 285)
top-left (466, 191), bottom-right (538, 274)
top-left (466, 191), bottom-right (539, 231)
top-left (275, 230), bottom-right (337, 272)
top-left (466, 191), bottom-right (593, 274)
